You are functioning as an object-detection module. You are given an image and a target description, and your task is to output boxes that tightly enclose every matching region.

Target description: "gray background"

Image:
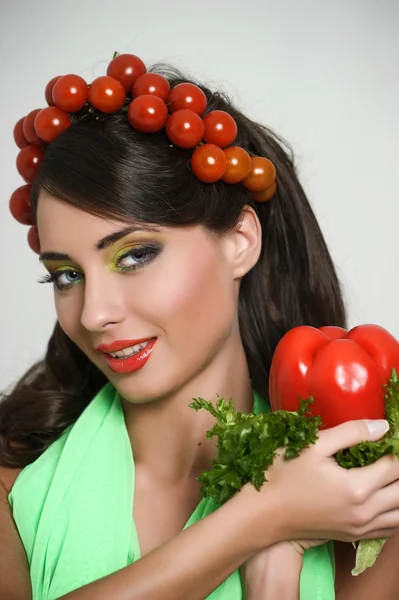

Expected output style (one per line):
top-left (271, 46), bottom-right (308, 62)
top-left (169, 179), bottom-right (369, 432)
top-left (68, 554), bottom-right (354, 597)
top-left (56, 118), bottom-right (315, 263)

top-left (1, 0), bottom-right (398, 389)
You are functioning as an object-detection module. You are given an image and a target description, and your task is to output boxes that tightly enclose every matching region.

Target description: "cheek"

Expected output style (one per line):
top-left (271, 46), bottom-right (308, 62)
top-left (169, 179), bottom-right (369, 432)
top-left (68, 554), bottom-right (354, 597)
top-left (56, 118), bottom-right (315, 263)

top-left (133, 246), bottom-right (236, 337)
top-left (54, 291), bottom-right (84, 343)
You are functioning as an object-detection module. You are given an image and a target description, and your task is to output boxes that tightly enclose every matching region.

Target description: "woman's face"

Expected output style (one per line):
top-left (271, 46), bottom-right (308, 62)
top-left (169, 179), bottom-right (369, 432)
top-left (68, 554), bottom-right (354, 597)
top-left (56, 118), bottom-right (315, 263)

top-left (36, 192), bottom-right (246, 403)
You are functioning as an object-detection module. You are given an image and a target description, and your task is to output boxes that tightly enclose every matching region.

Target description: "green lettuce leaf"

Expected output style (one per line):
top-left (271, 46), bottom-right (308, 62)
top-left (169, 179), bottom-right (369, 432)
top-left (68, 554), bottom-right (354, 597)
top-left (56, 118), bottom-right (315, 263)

top-left (335, 368), bottom-right (399, 575)
top-left (191, 369), bottom-right (399, 576)
top-left (189, 396), bottom-right (321, 504)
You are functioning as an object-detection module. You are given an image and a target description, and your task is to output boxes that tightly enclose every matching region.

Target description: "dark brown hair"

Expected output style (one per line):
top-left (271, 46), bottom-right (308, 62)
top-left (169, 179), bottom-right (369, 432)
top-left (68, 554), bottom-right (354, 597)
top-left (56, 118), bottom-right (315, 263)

top-left (0, 66), bottom-right (346, 468)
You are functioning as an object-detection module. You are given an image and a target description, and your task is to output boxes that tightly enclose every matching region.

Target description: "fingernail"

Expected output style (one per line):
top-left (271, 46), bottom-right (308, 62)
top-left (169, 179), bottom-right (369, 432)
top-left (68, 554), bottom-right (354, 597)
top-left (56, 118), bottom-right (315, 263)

top-left (366, 419), bottom-right (390, 440)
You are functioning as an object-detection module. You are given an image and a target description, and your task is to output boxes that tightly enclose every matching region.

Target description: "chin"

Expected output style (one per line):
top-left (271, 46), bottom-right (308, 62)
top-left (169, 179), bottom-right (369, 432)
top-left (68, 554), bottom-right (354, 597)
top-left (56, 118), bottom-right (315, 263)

top-left (106, 366), bottom-right (186, 405)
top-left (92, 344), bottom-right (220, 405)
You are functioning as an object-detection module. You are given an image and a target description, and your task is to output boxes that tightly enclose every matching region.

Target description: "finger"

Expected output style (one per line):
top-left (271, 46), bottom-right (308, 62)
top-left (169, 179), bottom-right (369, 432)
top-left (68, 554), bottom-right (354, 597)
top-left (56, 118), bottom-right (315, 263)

top-left (362, 509), bottom-right (399, 536)
top-left (369, 465), bottom-right (399, 500)
top-left (317, 419), bottom-right (389, 456)
top-left (351, 455), bottom-right (399, 496)
top-left (356, 528), bottom-right (395, 540)
top-left (333, 528), bottom-right (396, 542)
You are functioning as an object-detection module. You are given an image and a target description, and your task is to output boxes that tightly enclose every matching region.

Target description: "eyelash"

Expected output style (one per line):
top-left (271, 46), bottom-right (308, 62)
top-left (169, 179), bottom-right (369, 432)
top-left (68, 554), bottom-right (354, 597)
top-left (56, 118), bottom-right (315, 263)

top-left (38, 243), bottom-right (162, 292)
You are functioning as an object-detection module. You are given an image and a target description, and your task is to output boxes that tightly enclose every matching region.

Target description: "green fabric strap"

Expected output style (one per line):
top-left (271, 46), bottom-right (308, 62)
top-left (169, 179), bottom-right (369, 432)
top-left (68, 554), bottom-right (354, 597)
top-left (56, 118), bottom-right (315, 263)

top-left (9, 384), bottom-right (335, 599)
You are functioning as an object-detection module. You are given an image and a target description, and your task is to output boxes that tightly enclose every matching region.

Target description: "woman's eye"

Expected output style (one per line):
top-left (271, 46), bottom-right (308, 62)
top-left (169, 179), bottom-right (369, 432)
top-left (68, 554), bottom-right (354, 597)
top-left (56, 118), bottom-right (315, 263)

top-left (38, 269), bottom-right (83, 291)
top-left (38, 244), bottom-right (162, 290)
top-left (57, 270), bottom-right (81, 285)
top-left (51, 269), bottom-right (83, 290)
top-left (116, 245), bottom-right (161, 271)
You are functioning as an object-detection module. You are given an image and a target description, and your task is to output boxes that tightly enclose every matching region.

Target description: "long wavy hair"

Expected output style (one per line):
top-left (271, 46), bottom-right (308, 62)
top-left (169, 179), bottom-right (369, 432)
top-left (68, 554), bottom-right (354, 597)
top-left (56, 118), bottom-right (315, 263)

top-left (0, 66), bottom-right (346, 468)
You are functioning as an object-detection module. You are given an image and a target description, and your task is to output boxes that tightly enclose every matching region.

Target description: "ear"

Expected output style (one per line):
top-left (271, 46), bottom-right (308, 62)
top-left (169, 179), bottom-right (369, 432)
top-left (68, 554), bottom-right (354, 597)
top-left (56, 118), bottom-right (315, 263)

top-left (223, 206), bottom-right (262, 279)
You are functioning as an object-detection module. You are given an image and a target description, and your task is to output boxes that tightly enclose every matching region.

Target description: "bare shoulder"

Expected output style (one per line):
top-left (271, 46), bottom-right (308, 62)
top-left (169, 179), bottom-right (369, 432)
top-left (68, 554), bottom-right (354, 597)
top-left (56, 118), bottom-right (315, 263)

top-left (0, 467), bottom-right (32, 599)
top-left (0, 466), bottom-right (23, 494)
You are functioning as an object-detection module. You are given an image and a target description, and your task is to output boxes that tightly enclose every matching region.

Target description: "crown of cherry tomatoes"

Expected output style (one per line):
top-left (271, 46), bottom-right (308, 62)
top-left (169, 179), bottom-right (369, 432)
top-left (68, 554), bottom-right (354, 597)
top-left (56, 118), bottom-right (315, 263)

top-left (11, 53), bottom-right (277, 254)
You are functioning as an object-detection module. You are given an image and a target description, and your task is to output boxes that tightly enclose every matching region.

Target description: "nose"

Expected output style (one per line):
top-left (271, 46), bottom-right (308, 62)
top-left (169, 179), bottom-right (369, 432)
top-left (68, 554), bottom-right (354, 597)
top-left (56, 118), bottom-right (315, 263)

top-left (80, 271), bottom-right (125, 332)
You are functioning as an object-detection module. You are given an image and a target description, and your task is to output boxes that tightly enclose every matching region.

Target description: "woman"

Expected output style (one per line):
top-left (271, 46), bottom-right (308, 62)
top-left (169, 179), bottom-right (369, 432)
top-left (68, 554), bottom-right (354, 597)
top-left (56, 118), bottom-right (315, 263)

top-left (1, 55), bottom-right (399, 600)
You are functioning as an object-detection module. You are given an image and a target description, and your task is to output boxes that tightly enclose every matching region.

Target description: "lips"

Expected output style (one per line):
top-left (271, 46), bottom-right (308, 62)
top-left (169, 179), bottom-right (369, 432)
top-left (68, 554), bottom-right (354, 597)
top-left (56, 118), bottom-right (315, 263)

top-left (96, 338), bottom-right (157, 375)
top-left (96, 338), bottom-right (153, 354)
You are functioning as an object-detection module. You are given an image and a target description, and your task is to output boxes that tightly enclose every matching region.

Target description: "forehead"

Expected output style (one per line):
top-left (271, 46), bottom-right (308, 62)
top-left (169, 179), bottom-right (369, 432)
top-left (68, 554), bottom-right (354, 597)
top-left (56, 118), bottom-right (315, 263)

top-left (37, 192), bottom-right (124, 234)
top-left (36, 191), bottom-right (215, 255)
top-left (37, 192), bottom-right (157, 249)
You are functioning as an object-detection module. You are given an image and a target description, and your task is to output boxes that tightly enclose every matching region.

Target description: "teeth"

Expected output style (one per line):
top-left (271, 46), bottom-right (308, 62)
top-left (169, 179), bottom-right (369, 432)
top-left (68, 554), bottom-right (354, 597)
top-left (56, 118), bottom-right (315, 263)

top-left (108, 341), bottom-right (150, 359)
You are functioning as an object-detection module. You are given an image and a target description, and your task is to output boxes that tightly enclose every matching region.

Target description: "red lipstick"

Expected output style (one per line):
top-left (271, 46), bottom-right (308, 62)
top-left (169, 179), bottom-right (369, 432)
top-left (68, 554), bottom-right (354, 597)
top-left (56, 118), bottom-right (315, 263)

top-left (97, 338), bottom-right (152, 354)
top-left (96, 338), bottom-right (157, 375)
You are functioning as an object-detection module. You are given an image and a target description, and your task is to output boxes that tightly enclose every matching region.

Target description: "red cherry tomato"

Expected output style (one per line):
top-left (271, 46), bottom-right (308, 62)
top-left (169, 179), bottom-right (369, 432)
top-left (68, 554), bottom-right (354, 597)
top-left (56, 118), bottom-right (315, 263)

top-left (34, 107), bottom-right (71, 143)
top-left (14, 117), bottom-right (29, 149)
top-left (191, 144), bottom-right (227, 183)
top-left (88, 76), bottom-right (126, 113)
top-left (52, 74), bottom-right (88, 112)
top-left (242, 157), bottom-right (276, 192)
top-left (9, 185), bottom-right (33, 225)
top-left (269, 324), bottom-right (399, 429)
top-left (28, 226), bottom-right (41, 254)
top-left (222, 146), bottom-right (252, 183)
top-left (251, 180), bottom-right (277, 203)
top-left (45, 76), bottom-right (62, 105)
top-left (202, 111), bottom-right (237, 148)
top-left (23, 110), bottom-right (43, 147)
top-left (128, 95), bottom-right (168, 133)
top-left (165, 109), bottom-right (205, 149)
top-left (107, 53), bottom-right (147, 92)
top-left (132, 73), bottom-right (171, 101)
top-left (168, 83), bottom-right (207, 116)
top-left (16, 146), bottom-right (44, 183)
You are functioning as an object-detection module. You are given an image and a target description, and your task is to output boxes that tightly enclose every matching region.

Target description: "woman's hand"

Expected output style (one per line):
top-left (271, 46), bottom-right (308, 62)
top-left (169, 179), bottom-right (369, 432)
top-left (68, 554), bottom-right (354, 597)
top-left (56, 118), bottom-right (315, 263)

top-left (241, 542), bottom-right (302, 600)
top-left (240, 419), bottom-right (399, 551)
top-left (242, 540), bottom-right (327, 600)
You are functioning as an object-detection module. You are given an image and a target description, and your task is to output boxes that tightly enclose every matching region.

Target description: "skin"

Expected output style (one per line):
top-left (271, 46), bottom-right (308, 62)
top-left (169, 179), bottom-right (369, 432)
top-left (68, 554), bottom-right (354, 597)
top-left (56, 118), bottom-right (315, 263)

top-left (36, 191), bottom-right (262, 554)
top-left (3, 191), bottom-right (398, 598)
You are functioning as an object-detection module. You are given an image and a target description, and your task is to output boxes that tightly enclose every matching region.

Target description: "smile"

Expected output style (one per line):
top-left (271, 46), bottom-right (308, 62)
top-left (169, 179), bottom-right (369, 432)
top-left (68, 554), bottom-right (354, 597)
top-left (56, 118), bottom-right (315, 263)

top-left (107, 340), bottom-right (150, 359)
top-left (97, 338), bottom-right (157, 374)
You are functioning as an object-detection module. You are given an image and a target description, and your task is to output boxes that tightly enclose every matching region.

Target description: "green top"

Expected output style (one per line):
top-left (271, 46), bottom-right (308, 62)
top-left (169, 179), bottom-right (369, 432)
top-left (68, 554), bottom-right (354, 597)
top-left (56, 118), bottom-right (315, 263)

top-left (9, 383), bottom-right (335, 600)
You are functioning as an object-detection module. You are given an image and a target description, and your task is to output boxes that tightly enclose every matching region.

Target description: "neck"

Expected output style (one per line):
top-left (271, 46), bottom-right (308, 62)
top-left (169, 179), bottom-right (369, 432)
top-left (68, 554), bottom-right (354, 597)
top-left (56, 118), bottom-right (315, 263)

top-left (121, 332), bottom-right (253, 484)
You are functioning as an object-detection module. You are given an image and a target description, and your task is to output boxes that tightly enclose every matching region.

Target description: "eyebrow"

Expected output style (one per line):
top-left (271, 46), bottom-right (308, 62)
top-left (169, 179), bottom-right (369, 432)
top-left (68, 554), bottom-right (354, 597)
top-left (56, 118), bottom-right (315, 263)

top-left (39, 225), bottom-right (162, 262)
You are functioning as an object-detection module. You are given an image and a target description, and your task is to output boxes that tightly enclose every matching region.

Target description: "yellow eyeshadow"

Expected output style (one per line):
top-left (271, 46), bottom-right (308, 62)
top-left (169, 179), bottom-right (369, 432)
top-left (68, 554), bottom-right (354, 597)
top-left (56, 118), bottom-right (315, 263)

top-left (52, 266), bottom-right (77, 273)
top-left (42, 258), bottom-right (80, 271)
top-left (108, 250), bottom-right (126, 271)
top-left (108, 242), bottom-right (140, 271)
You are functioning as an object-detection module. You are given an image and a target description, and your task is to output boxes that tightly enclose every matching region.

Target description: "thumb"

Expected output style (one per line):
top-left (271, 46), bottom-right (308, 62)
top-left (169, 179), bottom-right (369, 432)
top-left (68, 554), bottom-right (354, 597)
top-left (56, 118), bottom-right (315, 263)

top-left (318, 419), bottom-right (389, 456)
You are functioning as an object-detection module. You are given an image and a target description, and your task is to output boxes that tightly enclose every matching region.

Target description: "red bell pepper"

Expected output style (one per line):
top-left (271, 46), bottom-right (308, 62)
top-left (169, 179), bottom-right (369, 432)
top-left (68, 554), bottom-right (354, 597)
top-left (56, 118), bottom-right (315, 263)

top-left (269, 324), bottom-right (399, 429)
